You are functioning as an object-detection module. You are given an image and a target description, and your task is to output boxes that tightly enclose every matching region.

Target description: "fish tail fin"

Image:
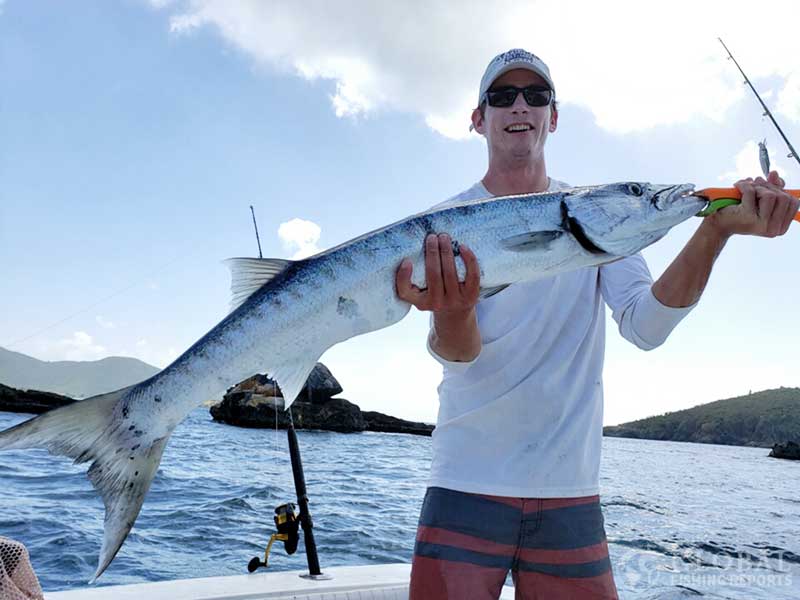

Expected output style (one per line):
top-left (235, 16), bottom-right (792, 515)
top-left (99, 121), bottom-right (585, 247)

top-left (0, 387), bottom-right (125, 454)
top-left (0, 386), bottom-right (170, 582)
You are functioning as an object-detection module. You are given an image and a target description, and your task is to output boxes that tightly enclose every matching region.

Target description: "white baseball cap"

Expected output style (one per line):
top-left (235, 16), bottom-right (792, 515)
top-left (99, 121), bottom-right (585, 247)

top-left (477, 48), bottom-right (556, 107)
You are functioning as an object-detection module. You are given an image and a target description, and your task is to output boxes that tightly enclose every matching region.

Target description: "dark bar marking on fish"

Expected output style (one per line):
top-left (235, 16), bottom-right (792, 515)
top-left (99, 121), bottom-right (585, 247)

top-left (452, 240), bottom-right (461, 256)
top-left (561, 201), bottom-right (606, 255)
top-left (154, 396), bottom-right (162, 403)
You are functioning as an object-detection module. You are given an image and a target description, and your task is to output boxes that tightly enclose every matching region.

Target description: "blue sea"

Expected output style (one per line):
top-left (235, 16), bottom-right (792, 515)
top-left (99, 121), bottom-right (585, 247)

top-left (0, 409), bottom-right (798, 599)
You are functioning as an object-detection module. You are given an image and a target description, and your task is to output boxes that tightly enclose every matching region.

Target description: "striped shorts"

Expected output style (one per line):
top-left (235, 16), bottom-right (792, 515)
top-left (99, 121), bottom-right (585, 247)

top-left (409, 487), bottom-right (618, 599)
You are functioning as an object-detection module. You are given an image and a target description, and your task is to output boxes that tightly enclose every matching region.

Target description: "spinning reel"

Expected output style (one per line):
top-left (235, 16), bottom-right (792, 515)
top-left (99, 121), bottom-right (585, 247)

top-left (247, 503), bottom-right (300, 572)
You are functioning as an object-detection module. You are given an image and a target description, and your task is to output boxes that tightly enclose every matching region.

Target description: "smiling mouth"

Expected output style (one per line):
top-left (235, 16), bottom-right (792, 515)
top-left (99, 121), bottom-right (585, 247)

top-left (505, 124), bottom-right (533, 133)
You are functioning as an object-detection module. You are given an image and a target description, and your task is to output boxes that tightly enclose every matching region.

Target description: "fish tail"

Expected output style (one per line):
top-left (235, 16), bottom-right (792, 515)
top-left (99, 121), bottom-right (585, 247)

top-left (0, 386), bottom-right (170, 582)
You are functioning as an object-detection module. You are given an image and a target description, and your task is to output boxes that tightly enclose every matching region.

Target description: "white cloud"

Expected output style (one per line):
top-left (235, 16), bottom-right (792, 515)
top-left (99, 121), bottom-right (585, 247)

top-left (278, 218), bottom-right (321, 259)
top-left (26, 334), bottom-right (177, 368)
top-left (129, 338), bottom-right (179, 368)
top-left (37, 331), bottom-right (107, 362)
top-left (95, 315), bottom-right (115, 329)
top-left (151, 0), bottom-right (800, 138)
top-left (776, 72), bottom-right (800, 124)
top-left (718, 140), bottom-right (789, 183)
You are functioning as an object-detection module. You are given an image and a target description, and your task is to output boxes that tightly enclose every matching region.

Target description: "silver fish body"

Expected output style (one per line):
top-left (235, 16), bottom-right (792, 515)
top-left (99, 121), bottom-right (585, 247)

top-left (0, 181), bottom-right (704, 580)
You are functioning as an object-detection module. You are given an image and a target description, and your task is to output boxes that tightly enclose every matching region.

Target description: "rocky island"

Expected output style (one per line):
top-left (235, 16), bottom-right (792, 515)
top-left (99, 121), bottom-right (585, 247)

top-left (209, 363), bottom-right (434, 436)
top-left (0, 363), bottom-right (434, 437)
top-left (0, 383), bottom-right (76, 414)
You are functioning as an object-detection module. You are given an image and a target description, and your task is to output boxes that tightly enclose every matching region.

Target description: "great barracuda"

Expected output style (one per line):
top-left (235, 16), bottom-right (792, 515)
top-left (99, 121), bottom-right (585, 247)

top-left (0, 182), bottom-right (705, 580)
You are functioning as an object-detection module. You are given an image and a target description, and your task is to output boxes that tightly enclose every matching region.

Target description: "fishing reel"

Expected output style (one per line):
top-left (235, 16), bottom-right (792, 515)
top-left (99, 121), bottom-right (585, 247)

top-left (247, 503), bottom-right (300, 572)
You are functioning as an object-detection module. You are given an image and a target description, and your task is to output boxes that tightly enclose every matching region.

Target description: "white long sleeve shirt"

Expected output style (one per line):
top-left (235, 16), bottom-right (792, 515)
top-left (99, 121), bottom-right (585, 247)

top-left (426, 179), bottom-right (695, 497)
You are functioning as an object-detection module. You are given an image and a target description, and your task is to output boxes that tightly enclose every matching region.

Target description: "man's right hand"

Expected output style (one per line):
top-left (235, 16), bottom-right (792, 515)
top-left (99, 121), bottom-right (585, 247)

top-left (395, 233), bottom-right (482, 362)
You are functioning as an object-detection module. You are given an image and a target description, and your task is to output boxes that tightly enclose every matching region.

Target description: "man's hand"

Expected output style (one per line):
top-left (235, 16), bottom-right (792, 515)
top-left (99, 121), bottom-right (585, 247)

top-left (395, 233), bottom-right (480, 313)
top-left (704, 171), bottom-right (799, 239)
top-left (395, 233), bottom-right (482, 362)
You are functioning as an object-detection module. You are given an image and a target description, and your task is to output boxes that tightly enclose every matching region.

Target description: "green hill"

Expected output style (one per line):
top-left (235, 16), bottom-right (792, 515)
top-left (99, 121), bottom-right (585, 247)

top-left (603, 387), bottom-right (800, 448)
top-left (0, 346), bottom-right (159, 399)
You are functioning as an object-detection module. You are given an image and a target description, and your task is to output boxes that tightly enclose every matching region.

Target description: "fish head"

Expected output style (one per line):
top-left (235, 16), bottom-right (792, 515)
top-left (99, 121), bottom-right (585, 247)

top-left (562, 182), bottom-right (704, 256)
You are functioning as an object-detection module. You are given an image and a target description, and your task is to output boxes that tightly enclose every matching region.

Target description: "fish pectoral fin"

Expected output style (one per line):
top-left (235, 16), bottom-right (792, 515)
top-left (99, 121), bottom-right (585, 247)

top-left (225, 257), bottom-right (295, 313)
top-left (88, 436), bottom-right (169, 583)
top-left (479, 284), bottom-right (510, 299)
top-left (500, 230), bottom-right (563, 252)
top-left (270, 359), bottom-right (321, 409)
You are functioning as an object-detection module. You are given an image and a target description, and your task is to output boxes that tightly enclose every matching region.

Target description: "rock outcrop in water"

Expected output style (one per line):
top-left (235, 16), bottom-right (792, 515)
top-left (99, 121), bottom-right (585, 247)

top-left (769, 441), bottom-right (800, 460)
top-left (0, 383), bottom-right (76, 414)
top-left (210, 364), bottom-right (433, 436)
top-left (232, 364), bottom-right (342, 406)
top-left (211, 396), bottom-right (366, 432)
top-left (603, 387), bottom-right (800, 450)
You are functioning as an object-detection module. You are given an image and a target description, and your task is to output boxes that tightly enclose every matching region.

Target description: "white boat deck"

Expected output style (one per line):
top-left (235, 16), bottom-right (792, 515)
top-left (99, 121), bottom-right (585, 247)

top-left (45, 563), bottom-right (516, 599)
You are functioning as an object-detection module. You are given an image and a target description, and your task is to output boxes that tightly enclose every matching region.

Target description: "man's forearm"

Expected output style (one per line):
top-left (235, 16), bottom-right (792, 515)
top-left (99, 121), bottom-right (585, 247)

top-left (652, 220), bottom-right (730, 308)
top-left (430, 308), bottom-right (482, 362)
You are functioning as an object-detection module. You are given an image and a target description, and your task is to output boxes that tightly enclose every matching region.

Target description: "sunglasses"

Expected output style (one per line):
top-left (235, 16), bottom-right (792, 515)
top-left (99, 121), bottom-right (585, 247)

top-left (483, 85), bottom-right (553, 108)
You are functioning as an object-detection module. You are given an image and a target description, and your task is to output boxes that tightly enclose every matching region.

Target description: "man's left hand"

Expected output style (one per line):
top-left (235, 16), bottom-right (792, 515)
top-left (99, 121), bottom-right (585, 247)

top-left (704, 171), bottom-right (799, 239)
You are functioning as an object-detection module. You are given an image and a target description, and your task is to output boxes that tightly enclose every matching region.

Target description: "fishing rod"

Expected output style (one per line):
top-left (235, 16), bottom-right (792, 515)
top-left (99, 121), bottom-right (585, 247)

top-left (244, 207), bottom-right (330, 581)
top-left (250, 205), bottom-right (264, 259)
top-left (718, 37), bottom-right (800, 169)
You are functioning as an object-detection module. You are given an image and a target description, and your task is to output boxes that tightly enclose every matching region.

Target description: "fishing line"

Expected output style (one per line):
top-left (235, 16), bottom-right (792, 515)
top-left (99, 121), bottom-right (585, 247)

top-left (6, 207), bottom-right (265, 351)
top-left (719, 37), bottom-right (800, 172)
top-left (4, 253), bottom-right (187, 349)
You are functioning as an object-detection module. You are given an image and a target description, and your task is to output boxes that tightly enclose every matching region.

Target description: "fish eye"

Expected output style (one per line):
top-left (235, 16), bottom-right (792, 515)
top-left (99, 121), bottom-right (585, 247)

top-left (628, 183), bottom-right (643, 196)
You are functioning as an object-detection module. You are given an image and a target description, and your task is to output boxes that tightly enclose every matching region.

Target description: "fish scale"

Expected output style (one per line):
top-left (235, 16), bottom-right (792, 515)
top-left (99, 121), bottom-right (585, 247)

top-left (0, 181), bottom-right (703, 580)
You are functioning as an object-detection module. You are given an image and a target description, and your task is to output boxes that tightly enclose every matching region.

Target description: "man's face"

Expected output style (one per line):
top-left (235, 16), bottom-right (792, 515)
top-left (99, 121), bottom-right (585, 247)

top-left (471, 68), bottom-right (558, 162)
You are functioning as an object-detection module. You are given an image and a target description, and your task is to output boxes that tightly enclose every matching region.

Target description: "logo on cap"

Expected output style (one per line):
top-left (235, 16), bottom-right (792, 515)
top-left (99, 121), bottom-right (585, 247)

top-left (497, 49), bottom-right (542, 66)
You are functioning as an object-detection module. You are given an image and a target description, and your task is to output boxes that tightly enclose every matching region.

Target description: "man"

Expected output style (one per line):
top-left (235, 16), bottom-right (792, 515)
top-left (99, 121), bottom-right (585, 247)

top-left (395, 49), bottom-right (799, 599)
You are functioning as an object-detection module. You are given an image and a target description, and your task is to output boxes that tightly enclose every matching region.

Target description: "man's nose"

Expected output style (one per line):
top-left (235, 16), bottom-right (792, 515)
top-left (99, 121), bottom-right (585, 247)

top-left (510, 91), bottom-right (529, 113)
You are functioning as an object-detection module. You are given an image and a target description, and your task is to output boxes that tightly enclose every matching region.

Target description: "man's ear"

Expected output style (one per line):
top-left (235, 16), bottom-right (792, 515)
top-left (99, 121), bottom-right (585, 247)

top-left (471, 107), bottom-right (485, 135)
top-left (549, 105), bottom-right (558, 132)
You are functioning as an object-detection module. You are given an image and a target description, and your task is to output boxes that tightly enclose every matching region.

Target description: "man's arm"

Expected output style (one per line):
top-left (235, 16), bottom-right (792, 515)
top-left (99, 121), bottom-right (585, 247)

top-left (396, 232), bottom-right (482, 362)
top-left (429, 308), bottom-right (481, 362)
top-left (652, 175), bottom-right (799, 308)
top-left (650, 218), bottom-right (728, 308)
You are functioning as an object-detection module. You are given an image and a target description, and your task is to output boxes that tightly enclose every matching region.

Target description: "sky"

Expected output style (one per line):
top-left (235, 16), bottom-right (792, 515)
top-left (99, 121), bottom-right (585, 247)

top-left (1, 0), bottom-right (798, 425)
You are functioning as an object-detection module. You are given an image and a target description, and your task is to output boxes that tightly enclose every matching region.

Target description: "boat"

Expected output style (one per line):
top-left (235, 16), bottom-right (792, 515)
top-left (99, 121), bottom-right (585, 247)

top-left (44, 563), bottom-right (516, 599)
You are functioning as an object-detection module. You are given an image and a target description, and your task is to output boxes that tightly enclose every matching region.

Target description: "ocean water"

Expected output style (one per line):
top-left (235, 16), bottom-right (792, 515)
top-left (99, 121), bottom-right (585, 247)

top-left (0, 409), bottom-right (798, 599)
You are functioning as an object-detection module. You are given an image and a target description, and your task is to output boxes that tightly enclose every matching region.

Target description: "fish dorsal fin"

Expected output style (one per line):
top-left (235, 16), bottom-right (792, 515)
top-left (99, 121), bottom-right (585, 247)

top-left (225, 257), bottom-right (294, 313)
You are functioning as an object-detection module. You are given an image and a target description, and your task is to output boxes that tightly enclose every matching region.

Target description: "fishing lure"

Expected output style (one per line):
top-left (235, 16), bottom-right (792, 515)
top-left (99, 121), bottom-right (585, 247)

top-left (758, 139), bottom-right (771, 178)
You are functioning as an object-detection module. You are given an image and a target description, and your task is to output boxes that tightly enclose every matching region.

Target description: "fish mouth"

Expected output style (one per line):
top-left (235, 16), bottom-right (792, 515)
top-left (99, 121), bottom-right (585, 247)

top-left (654, 183), bottom-right (696, 208)
top-left (654, 183), bottom-right (709, 218)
